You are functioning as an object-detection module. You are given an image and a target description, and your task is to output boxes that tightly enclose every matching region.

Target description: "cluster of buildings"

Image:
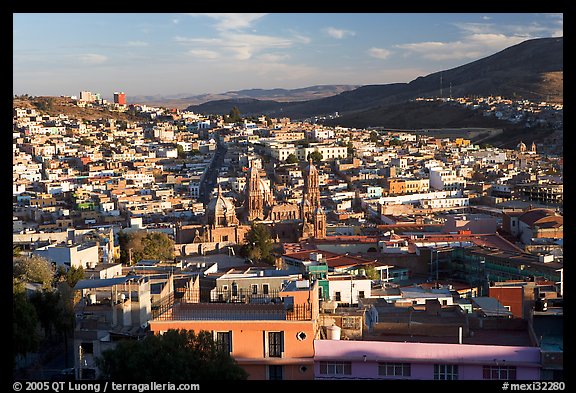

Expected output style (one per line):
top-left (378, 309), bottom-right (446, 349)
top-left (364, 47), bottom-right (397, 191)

top-left (13, 91), bottom-right (563, 381)
top-left (416, 96), bottom-right (563, 130)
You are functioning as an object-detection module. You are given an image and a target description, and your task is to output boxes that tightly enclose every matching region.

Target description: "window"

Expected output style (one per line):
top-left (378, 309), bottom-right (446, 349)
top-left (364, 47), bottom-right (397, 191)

top-left (342, 316), bottom-right (359, 329)
top-left (215, 331), bottom-right (232, 353)
top-left (434, 364), bottom-right (458, 380)
top-left (263, 284), bottom-right (269, 295)
top-left (335, 291), bottom-right (341, 301)
top-left (319, 361), bottom-right (352, 376)
top-left (221, 235), bottom-right (229, 242)
top-left (483, 366), bottom-right (517, 380)
top-left (231, 282), bottom-right (238, 297)
top-left (80, 342), bottom-right (94, 354)
top-left (358, 291), bottom-right (365, 299)
top-left (378, 363), bottom-right (411, 377)
top-left (268, 365), bottom-right (283, 380)
top-left (267, 331), bottom-right (283, 358)
top-left (251, 284), bottom-right (258, 295)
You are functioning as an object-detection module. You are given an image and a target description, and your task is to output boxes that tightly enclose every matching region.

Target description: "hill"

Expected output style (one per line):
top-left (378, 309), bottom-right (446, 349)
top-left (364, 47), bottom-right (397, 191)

top-left (13, 96), bottom-right (141, 122)
top-left (131, 84), bottom-right (359, 109)
top-left (186, 37), bottom-right (563, 119)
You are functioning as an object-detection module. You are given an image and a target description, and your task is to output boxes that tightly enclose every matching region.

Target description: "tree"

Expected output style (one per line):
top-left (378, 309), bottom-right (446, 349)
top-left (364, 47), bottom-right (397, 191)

top-left (96, 329), bottom-right (248, 381)
top-left (369, 131), bottom-right (379, 142)
top-left (285, 153), bottom-right (298, 164)
top-left (13, 255), bottom-right (55, 288)
top-left (13, 282), bottom-right (40, 363)
top-left (65, 265), bottom-right (85, 288)
top-left (29, 289), bottom-right (63, 340)
top-left (363, 265), bottom-right (380, 280)
top-left (309, 150), bottom-right (323, 164)
top-left (347, 141), bottom-right (356, 157)
top-left (227, 106), bottom-right (242, 123)
top-left (240, 223), bottom-right (274, 264)
top-left (176, 144), bottom-right (186, 159)
top-left (118, 230), bottom-right (174, 265)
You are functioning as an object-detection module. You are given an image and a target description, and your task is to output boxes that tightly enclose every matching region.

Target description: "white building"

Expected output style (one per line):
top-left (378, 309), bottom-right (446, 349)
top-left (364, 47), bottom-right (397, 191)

top-left (34, 242), bottom-right (100, 269)
top-left (327, 275), bottom-right (372, 306)
top-left (429, 166), bottom-right (467, 191)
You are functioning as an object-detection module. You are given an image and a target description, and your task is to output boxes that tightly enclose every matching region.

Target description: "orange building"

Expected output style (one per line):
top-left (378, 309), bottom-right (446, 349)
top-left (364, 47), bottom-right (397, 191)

top-left (149, 280), bottom-right (320, 380)
top-left (387, 178), bottom-right (406, 195)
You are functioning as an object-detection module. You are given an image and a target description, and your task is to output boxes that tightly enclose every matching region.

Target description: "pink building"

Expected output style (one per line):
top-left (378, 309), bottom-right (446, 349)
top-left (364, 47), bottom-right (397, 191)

top-left (314, 340), bottom-right (540, 380)
top-left (442, 213), bottom-right (498, 234)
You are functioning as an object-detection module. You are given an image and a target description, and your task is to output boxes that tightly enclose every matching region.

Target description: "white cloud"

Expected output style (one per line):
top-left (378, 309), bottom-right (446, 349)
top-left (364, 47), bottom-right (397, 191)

top-left (127, 41), bottom-right (148, 47)
top-left (453, 22), bottom-right (495, 34)
top-left (187, 49), bottom-right (220, 59)
top-left (172, 19), bottom-right (179, 24)
top-left (77, 53), bottom-right (108, 64)
top-left (324, 27), bottom-right (355, 39)
top-left (395, 32), bottom-right (528, 61)
top-left (187, 13), bottom-right (267, 31)
top-left (482, 16), bottom-right (491, 21)
top-left (175, 32), bottom-right (302, 61)
top-left (257, 53), bottom-right (290, 62)
top-left (368, 47), bottom-right (392, 60)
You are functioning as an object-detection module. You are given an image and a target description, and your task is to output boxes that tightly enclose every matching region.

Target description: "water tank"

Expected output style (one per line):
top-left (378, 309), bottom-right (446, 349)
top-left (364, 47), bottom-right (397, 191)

top-left (326, 325), bottom-right (341, 340)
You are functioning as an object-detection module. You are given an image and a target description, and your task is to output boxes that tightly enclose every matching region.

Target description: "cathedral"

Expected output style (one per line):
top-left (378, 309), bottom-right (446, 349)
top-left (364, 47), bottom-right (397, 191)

top-left (176, 158), bottom-right (326, 252)
top-left (243, 158), bottom-right (326, 241)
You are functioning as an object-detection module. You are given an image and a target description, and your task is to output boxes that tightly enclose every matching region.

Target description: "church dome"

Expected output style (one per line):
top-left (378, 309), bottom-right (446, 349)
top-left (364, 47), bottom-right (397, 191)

top-left (206, 185), bottom-right (237, 226)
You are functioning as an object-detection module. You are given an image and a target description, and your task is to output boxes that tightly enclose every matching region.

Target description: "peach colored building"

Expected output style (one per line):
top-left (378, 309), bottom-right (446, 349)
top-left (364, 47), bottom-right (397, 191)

top-left (149, 280), bottom-right (321, 380)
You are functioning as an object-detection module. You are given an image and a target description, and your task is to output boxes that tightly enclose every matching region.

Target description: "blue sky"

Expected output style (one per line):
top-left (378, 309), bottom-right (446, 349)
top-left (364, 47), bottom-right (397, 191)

top-left (13, 13), bottom-right (563, 100)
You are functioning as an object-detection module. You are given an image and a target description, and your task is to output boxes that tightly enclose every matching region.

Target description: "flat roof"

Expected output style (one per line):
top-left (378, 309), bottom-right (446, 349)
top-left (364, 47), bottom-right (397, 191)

top-left (75, 275), bottom-right (143, 290)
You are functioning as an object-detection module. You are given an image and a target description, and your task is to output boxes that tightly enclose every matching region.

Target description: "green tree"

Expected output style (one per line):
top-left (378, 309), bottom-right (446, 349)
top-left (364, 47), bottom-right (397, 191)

top-left (96, 329), bottom-right (248, 381)
top-left (118, 231), bottom-right (174, 265)
top-left (29, 289), bottom-right (63, 340)
top-left (347, 141), bottom-right (356, 157)
top-left (13, 282), bottom-right (40, 363)
top-left (65, 265), bottom-right (85, 288)
top-left (309, 150), bottom-right (323, 164)
top-left (176, 144), bottom-right (186, 159)
top-left (227, 106), bottom-right (242, 123)
top-left (13, 255), bottom-right (55, 289)
top-left (13, 245), bottom-right (22, 257)
top-left (79, 137), bottom-right (95, 146)
top-left (363, 265), bottom-right (380, 280)
top-left (240, 223), bottom-right (274, 264)
top-left (369, 130), bottom-right (379, 142)
top-left (285, 153), bottom-right (298, 164)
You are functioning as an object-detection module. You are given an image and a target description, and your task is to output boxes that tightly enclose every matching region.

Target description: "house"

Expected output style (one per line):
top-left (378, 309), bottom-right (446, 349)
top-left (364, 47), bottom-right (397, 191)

top-left (73, 276), bottom-right (152, 379)
top-left (314, 339), bottom-right (540, 380)
top-left (149, 279), bottom-right (321, 380)
top-left (33, 241), bottom-right (99, 269)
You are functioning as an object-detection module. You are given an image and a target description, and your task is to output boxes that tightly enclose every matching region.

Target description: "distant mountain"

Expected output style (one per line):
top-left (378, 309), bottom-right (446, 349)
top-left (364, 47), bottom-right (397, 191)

top-left (186, 37), bottom-right (563, 120)
top-left (130, 85), bottom-right (359, 109)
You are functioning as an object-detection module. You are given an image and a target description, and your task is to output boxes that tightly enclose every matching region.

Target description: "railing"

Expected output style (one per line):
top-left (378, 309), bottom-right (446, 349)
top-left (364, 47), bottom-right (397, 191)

top-left (152, 293), bottom-right (313, 321)
top-left (151, 292), bottom-right (179, 319)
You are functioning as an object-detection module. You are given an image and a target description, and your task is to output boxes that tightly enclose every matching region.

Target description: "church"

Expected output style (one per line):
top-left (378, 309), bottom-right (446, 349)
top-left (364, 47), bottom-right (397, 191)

top-left (176, 158), bottom-right (327, 253)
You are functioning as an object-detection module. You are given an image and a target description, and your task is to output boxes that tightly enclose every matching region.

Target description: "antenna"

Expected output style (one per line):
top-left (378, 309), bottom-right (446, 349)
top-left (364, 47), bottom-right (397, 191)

top-left (440, 73), bottom-right (443, 98)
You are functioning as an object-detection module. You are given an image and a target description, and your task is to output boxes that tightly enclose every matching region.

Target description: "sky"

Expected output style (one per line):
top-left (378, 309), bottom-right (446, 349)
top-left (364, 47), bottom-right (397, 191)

top-left (13, 13), bottom-right (563, 100)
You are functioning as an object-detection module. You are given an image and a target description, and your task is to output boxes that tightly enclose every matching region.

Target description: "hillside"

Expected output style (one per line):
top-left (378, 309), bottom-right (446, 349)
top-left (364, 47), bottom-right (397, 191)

top-left (13, 96), bottom-right (141, 122)
top-left (322, 100), bottom-right (511, 129)
top-left (186, 37), bottom-right (563, 119)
